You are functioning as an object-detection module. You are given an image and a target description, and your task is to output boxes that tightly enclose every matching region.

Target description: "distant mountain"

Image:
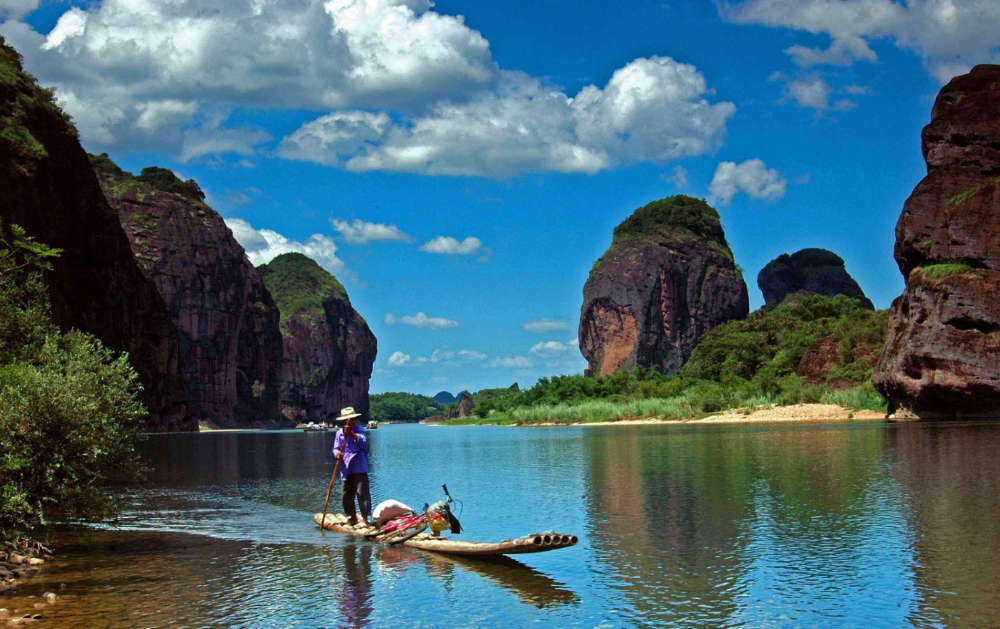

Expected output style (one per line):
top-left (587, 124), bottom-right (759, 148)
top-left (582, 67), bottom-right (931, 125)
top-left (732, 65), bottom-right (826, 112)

top-left (433, 391), bottom-right (457, 405)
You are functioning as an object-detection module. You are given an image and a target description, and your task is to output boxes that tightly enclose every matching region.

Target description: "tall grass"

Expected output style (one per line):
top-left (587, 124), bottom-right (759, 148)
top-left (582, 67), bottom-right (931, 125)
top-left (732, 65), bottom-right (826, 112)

top-left (820, 382), bottom-right (888, 412)
top-left (448, 383), bottom-right (884, 426)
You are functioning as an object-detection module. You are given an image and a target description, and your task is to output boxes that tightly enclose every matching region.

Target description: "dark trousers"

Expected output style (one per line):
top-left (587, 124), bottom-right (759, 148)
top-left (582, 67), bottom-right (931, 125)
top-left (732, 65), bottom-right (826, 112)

top-left (342, 472), bottom-right (372, 520)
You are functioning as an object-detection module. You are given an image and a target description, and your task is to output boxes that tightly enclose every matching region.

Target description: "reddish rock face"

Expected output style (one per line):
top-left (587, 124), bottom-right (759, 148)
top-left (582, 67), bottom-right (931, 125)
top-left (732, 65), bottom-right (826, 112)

top-left (874, 65), bottom-right (1000, 418)
top-left (454, 391), bottom-right (474, 418)
top-left (797, 336), bottom-right (840, 384)
top-left (580, 196), bottom-right (749, 376)
top-left (279, 298), bottom-right (376, 423)
top-left (0, 40), bottom-right (190, 430)
top-left (99, 173), bottom-right (283, 427)
top-left (259, 253), bottom-right (376, 423)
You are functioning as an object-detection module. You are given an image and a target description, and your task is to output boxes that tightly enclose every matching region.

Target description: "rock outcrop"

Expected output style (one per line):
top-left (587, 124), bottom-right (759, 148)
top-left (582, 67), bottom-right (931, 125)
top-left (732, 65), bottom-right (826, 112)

top-left (93, 156), bottom-right (283, 427)
top-left (454, 391), bottom-right (474, 418)
top-left (0, 38), bottom-right (191, 430)
top-left (580, 195), bottom-right (749, 376)
top-left (258, 253), bottom-right (376, 422)
top-left (758, 249), bottom-right (874, 309)
top-left (874, 65), bottom-right (1000, 418)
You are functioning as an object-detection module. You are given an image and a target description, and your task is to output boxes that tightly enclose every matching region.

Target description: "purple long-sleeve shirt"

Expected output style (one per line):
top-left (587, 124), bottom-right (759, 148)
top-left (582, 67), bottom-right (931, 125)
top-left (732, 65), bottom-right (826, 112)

top-left (333, 425), bottom-right (368, 479)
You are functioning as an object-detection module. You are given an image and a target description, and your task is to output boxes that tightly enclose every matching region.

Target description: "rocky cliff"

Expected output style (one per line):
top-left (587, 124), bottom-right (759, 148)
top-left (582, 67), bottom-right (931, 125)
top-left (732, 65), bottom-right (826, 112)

top-left (874, 65), bottom-right (1000, 418)
top-left (758, 248), bottom-right (874, 309)
top-left (580, 195), bottom-right (749, 376)
top-left (93, 155), bottom-right (283, 427)
top-left (258, 253), bottom-right (376, 422)
top-left (0, 38), bottom-right (191, 430)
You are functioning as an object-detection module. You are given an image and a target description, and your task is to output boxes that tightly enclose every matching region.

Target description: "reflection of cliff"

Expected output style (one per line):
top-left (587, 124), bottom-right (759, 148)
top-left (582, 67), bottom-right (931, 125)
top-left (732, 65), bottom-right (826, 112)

top-left (584, 427), bottom-right (753, 624)
top-left (582, 425), bottom-right (904, 626)
top-left (887, 424), bottom-right (1000, 625)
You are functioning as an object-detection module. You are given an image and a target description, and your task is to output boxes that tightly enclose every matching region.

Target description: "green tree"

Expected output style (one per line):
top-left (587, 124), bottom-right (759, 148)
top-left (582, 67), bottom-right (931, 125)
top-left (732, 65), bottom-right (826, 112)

top-left (0, 221), bottom-right (147, 541)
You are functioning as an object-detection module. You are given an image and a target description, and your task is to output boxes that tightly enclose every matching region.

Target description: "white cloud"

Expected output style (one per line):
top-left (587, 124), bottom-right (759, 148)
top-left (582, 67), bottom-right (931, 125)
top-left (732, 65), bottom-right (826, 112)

top-left (843, 84), bottom-right (872, 95)
top-left (375, 368), bottom-right (396, 376)
top-left (179, 112), bottom-right (272, 163)
top-left (491, 356), bottom-right (534, 369)
top-left (384, 313), bottom-right (398, 326)
top-left (134, 100), bottom-right (199, 133)
top-left (458, 349), bottom-right (487, 361)
top-left (431, 376), bottom-right (449, 383)
top-left (280, 57), bottom-right (736, 177)
top-left (0, 0), bottom-right (41, 20)
top-left (419, 236), bottom-right (482, 255)
top-left (388, 351), bottom-right (411, 367)
top-left (522, 318), bottom-right (569, 333)
top-left (392, 312), bottom-right (459, 330)
top-left (330, 218), bottom-right (412, 245)
top-left (4, 2), bottom-right (735, 172)
top-left (225, 218), bottom-right (347, 277)
top-left (719, 0), bottom-right (1000, 82)
top-left (2, 0), bottom-right (494, 151)
top-left (430, 349), bottom-right (455, 363)
top-left (784, 36), bottom-right (877, 67)
top-left (781, 77), bottom-right (856, 112)
top-left (662, 165), bottom-right (689, 189)
top-left (235, 159), bottom-right (256, 168)
top-left (708, 159), bottom-right (787, 206)
top-left (529, 341), bottom-right (573, 357)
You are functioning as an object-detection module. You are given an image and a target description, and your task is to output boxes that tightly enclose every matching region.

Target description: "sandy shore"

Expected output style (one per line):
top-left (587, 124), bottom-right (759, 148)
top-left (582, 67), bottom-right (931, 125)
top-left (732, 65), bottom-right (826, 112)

top-left (520, 404), bottom-right (887, 427)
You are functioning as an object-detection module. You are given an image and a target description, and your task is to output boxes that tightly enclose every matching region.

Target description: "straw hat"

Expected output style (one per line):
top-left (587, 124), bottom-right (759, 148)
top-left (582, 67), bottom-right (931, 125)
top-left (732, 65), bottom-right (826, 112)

top-left (338, 407), bottom-right (362, 420)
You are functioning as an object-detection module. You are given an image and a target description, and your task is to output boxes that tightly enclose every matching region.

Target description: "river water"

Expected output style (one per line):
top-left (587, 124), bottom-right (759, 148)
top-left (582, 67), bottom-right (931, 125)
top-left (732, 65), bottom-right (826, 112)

top-left (10, 421), bottom-right (1000, 628)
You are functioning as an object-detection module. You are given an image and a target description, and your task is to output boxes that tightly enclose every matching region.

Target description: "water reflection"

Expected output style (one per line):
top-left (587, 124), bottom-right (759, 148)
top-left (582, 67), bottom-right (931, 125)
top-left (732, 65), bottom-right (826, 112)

top-left (887, 422), bottom-right (1000, 627)
top-left (582, 424), bottom-right (920, 627)
top-left (418, 554), bottom-right (577, 609)
top-left (323, 543), bottom-right (375, 629)
top-left (22, 423), bottom-right (1000, 628)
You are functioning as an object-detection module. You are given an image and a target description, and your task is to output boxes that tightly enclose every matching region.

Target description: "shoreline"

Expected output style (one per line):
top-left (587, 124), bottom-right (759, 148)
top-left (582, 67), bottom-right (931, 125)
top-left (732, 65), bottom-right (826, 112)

top-left (440, 404), bottom-right (887, 428)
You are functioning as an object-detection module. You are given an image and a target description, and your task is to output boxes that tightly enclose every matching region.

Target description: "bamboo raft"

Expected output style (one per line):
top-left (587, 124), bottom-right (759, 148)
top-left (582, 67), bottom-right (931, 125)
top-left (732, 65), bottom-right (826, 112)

top-left (314, 513), bottom-right (578, 556)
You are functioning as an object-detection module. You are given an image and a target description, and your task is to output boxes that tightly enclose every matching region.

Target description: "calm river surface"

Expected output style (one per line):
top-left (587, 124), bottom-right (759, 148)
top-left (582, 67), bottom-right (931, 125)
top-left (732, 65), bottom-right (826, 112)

top-left (12, 421), bottom-right (1000, 628)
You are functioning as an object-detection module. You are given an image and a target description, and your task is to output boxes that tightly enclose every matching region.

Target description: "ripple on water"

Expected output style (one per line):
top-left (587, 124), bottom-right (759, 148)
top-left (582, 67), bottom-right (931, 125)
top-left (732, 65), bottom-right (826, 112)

top-left (14, 422), bottom-right (1000, 628)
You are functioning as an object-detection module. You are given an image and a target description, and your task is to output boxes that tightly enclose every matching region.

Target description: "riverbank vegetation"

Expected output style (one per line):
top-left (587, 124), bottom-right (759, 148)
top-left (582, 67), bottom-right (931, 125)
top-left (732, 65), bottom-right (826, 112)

top-left (0, 222), bottom-right (147, 541)
top-left (369, 392), bottom-right (444, 423)
top-left (448, 295), bottom-right (888, 426)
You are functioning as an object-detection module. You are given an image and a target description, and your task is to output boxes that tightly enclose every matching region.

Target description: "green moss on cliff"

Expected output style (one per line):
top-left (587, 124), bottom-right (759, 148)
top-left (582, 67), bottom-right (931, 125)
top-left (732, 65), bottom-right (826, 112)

top-left (130, 212), bottom-right (158, 229)
top-left (613, 195), bottom-right (723, 245)
top-left (592, 196), bottom-right (735, 273)
top-left (87, 153), bottom-right (206, 202)
top-left (0, 37), bottom-right (77, 174)
top-left (920, 263), bottom-right (976, 280)
top-left (258, 253), bottom-right (348, 330)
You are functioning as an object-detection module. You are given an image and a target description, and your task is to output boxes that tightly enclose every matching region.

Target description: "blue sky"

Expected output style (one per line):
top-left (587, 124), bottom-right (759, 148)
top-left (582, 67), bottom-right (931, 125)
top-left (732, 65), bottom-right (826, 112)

top-left (3, 0), bottom-right (998, 395)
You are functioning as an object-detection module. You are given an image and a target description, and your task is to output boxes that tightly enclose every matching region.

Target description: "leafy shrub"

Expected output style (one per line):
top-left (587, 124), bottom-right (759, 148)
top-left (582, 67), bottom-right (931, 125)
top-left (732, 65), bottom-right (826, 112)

top-left (0, 221), bottom-right (146, 540)
top-left (136, 167), bottom-right (205, 201)
top-left (86, 154), bottom-right (206, 202)
top-left (683, 294), bottom-right (885, 384)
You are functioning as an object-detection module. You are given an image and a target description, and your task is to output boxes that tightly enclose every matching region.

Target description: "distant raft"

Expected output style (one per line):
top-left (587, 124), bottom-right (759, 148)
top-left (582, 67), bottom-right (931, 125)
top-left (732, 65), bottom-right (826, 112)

top-left (313, 513), bottom-right (578, 557)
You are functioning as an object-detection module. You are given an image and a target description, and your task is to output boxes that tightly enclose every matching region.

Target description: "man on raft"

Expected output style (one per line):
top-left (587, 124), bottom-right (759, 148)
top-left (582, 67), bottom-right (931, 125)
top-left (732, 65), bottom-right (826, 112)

top-left (333, 407), bottom-right (372, 528)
